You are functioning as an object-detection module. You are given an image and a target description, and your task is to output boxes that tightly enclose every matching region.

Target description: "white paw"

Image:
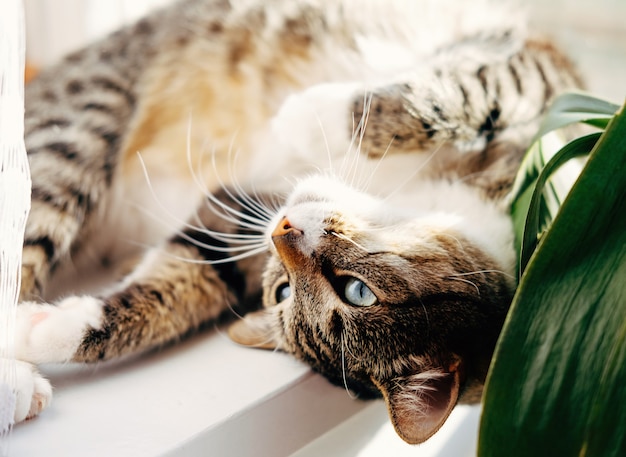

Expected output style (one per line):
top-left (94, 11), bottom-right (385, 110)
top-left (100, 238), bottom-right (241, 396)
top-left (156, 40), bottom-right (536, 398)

top-left (2, 360), bottom-right (52, 424)
top-left (248, 82), bottom-right (361, 188)
top-left (271, 82), bottom-right (359, 161)
top-left (15, 296), bottom-right (104, 364)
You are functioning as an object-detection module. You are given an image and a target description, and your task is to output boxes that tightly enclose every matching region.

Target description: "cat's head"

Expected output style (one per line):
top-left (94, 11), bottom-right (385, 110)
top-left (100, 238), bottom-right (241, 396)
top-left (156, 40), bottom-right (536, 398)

top-left (229, 174), bottom-right (514, 444)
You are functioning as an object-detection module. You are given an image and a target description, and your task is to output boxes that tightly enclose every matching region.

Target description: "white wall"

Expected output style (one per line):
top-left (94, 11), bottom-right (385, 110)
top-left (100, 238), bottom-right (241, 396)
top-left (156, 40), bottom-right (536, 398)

top-left (24, 0), bottom-right (174, 66)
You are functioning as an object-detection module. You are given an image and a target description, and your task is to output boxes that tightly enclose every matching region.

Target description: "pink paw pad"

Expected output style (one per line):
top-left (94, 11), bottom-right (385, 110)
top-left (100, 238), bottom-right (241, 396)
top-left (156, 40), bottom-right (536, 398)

top-left (30, 311), bottom-right (49, 326)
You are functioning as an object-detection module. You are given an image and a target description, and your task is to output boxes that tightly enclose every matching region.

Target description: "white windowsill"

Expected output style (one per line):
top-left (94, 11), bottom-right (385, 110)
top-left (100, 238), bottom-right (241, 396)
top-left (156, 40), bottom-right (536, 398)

top-left (9, 329), bottom-right (370, 457)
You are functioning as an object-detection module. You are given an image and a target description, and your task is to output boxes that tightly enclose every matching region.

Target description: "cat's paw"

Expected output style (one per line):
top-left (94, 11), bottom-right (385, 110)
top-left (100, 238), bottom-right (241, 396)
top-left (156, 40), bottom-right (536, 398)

top-left (15, 296), bottom-right (104, 364)
top-left (8, 360), bottom-right (52, 423)
top-left (272, 82), bottom-right (362, 159)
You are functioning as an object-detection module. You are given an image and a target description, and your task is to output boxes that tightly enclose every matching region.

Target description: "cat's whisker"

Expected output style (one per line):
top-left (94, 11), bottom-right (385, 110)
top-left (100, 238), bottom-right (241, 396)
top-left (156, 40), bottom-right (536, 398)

top-left (183, 123), bottom-right (268, 234)
top-left (339, 93), bottom-right (369, 187)
top-left (313, 111), bottom-right (334, 177)
top-left (338, 117), bottom-right (356, 182)
top-left (200, 185), bottom-right (272, 232)
top-left (446, 276), bottom-right (481, 296)
top-left (229, 172), bottom-right (276, 223)
top-left (263, 189), bottom-right (285, 215)
top-left (224, 141), bottom-right (277, 222)
top-left (344, 93), bottom-right (373, 190)
top-left (341, 328), bottom-right (366, 362)
top-left (183, 196), bottom-right (269, 246)
top-left (353, 93), bottom-right (381, 192)
top-left (126, 160), bottom-right (268, 258)
top-left (340, 332), bottom-right (358, 399)
top-left (449, 269), bottom-right (516, 280)
top-left (205, 143), bottom-right (274, 228)
top-left (181, 126), bottom-right (273, 233)
top-left (380, 138), bottom-right (448, 203)
top-left (131, 203), bottom-right (266, 247)
top-left (330, 231), bottom-right (369, 252)
top-left (126, 200), bottom-right (199, 236)
top-left (420, 301), bottom-right (431, 337)
top-left (201, 195), bottom-right (269, 231)
top-left (128, 241), bottom-right (269, 265)
top-left (173, 231), bottom-right (268, 253)
top-left (184, 112), bottom-right (213, 197)
top-left (360, 130), bottom-right (396, 194)
top-left (135, 152), bottom-right (213, 234)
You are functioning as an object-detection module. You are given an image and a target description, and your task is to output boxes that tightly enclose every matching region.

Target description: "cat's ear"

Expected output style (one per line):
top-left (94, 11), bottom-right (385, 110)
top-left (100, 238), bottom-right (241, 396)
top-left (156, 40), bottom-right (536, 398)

top-left (228, 309), bottom-right (279, 350)
top-left (372, 362), bottom-right (461, 444)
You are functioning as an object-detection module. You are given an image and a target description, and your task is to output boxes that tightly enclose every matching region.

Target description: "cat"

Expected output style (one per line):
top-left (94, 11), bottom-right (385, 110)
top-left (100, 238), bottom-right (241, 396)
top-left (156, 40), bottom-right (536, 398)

top-left (9, 0), bottom-right (581, 444)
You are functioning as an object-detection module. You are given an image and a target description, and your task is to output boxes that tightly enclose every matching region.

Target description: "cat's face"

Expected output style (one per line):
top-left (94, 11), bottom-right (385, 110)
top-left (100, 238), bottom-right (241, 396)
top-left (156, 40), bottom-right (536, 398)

top-left (229, 175), bottom-right (513, 444)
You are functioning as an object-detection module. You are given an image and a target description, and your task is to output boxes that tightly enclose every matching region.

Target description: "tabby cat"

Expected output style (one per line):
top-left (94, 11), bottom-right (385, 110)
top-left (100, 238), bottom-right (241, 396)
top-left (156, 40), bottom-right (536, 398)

top-left (10, 0), bottom-right (581, 444)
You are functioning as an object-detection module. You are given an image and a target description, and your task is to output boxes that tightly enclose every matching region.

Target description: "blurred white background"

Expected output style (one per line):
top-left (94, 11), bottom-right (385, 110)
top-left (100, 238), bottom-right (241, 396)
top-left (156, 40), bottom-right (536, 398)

top-left (25, 0), bottom-right (625, 101)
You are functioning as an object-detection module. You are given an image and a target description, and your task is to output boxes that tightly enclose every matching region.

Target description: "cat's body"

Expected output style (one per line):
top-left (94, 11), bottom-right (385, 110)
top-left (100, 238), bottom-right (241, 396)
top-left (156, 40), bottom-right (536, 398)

top-left (11, 0), bottom-right (581, 443)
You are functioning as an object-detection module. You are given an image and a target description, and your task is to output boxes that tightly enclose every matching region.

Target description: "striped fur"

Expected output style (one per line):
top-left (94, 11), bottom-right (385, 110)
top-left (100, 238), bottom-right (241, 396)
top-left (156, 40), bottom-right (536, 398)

top-left (14, 0), bottom-right (581, 440)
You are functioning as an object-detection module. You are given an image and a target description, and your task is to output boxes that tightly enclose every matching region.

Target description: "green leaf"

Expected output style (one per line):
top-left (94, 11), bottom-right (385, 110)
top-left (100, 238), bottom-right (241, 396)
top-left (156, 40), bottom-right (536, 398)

top-left (518, 132), bottom-right (601, 272)
top-left (478, 103), bottom-right (626, 456)
top-left (509, 92), bottom-right (619, 275)
top-left (509, 134), bottom-right (562, 257)
top-left (534, 92), bottom-right (619, 139)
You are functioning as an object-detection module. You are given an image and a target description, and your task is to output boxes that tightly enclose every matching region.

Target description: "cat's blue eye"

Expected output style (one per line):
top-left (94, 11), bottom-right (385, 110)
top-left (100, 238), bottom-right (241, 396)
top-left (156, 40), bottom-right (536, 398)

top-left (343, 277), bottom-right (377, 307)
top-left (275, 282), bottom-right (292, 303)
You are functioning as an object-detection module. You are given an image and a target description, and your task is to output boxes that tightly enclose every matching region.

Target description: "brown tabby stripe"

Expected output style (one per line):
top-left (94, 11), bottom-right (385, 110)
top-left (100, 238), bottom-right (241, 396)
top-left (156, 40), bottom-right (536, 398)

top-left (23, 237), bottom-right (56, 264)
top-left (351, 36), bottom-right (581, 159)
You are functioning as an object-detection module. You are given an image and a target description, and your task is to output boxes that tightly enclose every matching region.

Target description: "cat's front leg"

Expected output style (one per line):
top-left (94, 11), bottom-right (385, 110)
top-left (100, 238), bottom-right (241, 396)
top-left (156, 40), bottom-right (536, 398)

top-left (14, 249), bottom-right (249, 368)
top-left (9, 298), bottom-right (100, 424)
top-left (13, 188), bottom-right (269, 423)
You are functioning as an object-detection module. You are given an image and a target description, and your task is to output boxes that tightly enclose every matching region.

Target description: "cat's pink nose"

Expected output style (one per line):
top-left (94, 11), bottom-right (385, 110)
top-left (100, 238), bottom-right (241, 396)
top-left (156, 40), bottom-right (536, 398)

top-left (271, 217), bottom-right (305, 268)
top-left (272, 217), bottom-right (302, 238)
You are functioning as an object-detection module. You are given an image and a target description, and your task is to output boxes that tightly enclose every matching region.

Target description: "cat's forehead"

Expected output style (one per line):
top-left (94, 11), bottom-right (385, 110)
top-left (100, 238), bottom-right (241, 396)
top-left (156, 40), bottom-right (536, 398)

top-left (264, 175), bottom-right (472, 268)
top-left (279, 175), bottom-right (412, 232)
top-left (285, 175), bottom-right (383, 214)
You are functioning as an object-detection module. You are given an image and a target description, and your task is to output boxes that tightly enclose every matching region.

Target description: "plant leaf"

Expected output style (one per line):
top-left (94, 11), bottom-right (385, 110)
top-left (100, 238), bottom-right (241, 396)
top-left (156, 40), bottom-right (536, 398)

top-left (534, 92), bottom-right (619, 139)
top-left (509, 92), bottom-right (619, 275)
top-left (478, 103), bottom-right (626, 456)
top-left (518, 132), bottom-right (601, 272)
